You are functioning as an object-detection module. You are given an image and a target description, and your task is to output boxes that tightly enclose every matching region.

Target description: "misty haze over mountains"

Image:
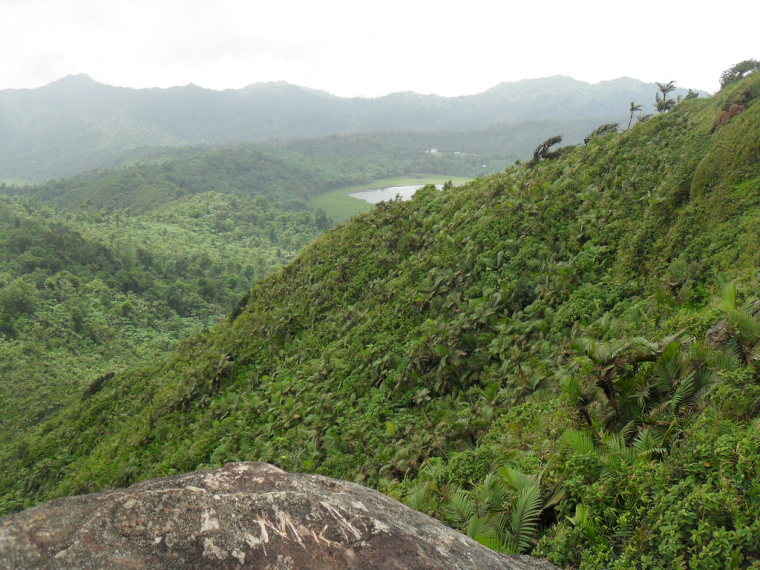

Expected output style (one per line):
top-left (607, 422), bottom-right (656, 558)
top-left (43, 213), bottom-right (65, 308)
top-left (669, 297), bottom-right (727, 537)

top-left (0, 74), bottom-right (701, 181)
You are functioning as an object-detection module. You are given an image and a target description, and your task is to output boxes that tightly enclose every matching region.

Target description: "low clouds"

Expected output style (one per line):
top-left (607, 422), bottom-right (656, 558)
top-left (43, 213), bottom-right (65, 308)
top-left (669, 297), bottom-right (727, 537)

top-left (1, 0), bottom-right (758, 95)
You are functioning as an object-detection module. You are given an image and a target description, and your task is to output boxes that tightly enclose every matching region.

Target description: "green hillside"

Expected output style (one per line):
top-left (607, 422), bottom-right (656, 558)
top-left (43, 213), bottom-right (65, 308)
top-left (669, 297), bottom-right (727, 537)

top-left (14, 135), bottom-right (485, 214)
top-left (0, 133), bottom-right (484, 443)
top-left (0, 191), bottom-right (328, 444)
top-left (2, 71), bottom-right (760, 568)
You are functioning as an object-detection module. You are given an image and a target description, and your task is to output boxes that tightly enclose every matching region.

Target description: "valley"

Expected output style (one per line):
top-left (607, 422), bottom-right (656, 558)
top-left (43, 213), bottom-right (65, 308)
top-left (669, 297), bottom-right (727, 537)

top-left (1, 66), bottom-right (759, 569)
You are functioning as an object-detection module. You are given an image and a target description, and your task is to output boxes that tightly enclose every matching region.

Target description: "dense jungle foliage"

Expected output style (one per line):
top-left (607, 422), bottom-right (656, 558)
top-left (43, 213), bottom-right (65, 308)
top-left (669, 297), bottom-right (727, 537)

top-left (0, 131), bottom-right (477, 452)
top-left (1, 71), bottom-right (759, 568)
top-left (0, 145), bottom-right (345, 447)
top-left (0, 191), bottom-right (328, 444)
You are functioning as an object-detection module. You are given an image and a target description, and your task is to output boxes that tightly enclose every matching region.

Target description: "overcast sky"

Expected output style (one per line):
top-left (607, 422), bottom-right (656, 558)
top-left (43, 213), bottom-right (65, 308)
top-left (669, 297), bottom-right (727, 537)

top-left (0, 0), bottom-right (757, 97)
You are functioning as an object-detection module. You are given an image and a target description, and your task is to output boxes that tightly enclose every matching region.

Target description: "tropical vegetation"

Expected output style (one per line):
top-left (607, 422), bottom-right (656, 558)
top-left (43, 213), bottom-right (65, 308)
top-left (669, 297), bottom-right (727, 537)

top-left (1, 66), bottom-right (760, 569)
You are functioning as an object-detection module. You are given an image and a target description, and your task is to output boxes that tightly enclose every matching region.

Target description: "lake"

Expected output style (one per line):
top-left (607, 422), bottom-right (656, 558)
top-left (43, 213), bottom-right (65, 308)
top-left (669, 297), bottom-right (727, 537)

top-left (349, 184), bottom-right (434, 204)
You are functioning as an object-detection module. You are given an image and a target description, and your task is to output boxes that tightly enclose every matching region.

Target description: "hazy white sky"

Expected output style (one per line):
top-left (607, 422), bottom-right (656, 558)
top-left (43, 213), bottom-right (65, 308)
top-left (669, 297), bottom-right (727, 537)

top-left (0, 0), bottom-right (757, 96)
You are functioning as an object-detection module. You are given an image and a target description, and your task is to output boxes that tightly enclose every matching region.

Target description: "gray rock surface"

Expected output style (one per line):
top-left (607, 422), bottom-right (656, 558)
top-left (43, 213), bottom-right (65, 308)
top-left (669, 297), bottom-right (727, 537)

top-left (706, 318), bottom-right (731, 348)
top-left (0, 462), bottom-right (559, 569)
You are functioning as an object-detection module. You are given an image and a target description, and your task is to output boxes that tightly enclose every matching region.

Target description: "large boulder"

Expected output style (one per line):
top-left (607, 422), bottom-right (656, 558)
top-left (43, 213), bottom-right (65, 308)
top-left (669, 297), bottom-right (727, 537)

top-left (0, 462), bottom-right (559, 569)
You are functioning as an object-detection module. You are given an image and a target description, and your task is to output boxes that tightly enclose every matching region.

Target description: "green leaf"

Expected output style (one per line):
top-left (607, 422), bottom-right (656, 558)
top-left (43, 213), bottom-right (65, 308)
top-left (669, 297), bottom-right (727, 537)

top-left (508, 485), bottom-right (542, 553)
top-left (560, 429), bottom-right (595, 455)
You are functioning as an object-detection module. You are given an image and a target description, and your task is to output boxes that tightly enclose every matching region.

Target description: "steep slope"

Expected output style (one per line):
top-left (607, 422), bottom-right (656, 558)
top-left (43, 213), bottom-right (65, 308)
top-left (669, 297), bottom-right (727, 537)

top-left (1, 73), bottom-right (759, 568)
top-left (0, 133), bottom-right (478, 442)
top-left (0, 75), bottom-right (698, 180)
top-left (0, 191), bottom-right (328, 446)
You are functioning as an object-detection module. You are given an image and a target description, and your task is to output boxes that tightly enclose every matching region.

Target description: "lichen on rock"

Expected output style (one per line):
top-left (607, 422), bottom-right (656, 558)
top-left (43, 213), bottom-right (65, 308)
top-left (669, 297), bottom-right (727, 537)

top-left (0, 462), bottom-right (559, 569)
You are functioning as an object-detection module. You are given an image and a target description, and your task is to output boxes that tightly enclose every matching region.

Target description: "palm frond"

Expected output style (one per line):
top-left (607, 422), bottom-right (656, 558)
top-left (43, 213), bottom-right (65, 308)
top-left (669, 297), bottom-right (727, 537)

top-left (479, 473), bottom-right (510, 514)
top-left (444, 487), bottom-right (475, 527)
top-left (543, 483), bottom-right (566, 510)
top-left (712, 342), bottom-right (743, 371)
top-left (719, 280), bottom-right (739, 312)
top-left (560, 374), bottom-right (585, 403)
top-left (618, 421), bottom-right (637, 443)
top-left (693, 366), bottom-right (717, 391)
top-left (656, 341), bottom-right (682, 386)
top-left (501, 466), bottom-right (537, 492)
top-left (632, 429), bottom-right (665, 458)
top-left (670, 370), bottom-right (697, 412)
top-left (568, 503), bottom-right (598, 539)
top-left (657, 330), bottom-right (686, 349)
top-left (404, 482), bottom-right (434, 513)
top-left (508, 485), bottom-right (542, 553)
top-left (601, 432), bottom-right (628, 454)
top-left (750, 342), bottom-right (760, 363)
top-left (560, 429), bottom-right (595, 455)
top-left (466, 516), bottom-right (490, 539)
top-left (729, 309), bottom-right (760, 345)
top-left (475, 530), bottom-right (507, 553)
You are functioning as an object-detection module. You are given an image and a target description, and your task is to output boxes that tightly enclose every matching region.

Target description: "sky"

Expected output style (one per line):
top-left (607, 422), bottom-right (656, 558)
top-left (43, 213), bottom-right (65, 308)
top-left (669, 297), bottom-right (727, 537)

top-left (0, 0), bottom-right (757, 97)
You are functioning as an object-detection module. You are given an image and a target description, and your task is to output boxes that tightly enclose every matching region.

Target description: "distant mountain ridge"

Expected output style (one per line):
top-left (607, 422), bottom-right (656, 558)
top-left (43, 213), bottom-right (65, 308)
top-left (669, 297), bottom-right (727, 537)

top-left (0, 74), bottom-right (704, 180)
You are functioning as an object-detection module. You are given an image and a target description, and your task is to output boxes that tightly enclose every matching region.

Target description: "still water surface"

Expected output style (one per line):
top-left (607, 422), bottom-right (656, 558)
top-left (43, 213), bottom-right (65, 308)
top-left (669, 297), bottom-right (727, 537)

top-left (349, 184), bottom-right (429, 204)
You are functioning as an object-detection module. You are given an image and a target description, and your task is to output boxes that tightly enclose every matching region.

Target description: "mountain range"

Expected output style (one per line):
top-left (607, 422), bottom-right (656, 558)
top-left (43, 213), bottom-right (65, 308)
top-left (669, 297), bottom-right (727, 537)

top-left (0, 74), bottom-right (702, 181)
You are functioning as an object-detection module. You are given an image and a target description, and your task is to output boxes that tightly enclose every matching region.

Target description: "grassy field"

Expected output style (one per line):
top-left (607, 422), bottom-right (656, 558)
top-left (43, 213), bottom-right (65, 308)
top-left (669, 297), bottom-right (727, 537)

top-left (309, 174), bottom-right (473, 222)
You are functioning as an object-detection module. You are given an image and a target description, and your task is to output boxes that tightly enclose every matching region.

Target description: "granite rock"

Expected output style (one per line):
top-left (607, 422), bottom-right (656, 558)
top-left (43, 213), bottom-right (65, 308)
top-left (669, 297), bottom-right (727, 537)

top-left (0, 462), bottom-right (560, 569)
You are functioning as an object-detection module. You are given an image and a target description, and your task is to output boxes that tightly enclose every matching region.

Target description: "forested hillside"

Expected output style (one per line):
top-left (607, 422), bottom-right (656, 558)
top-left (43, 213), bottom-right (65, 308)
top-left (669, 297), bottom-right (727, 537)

top-left (0, 191), bottom-right (327, 444)
top-left (0, 132), bottom-right (485, 444)
top-left (1, 70), bottom-right (759, 568)
top-left (0, 124), bottom-right (490, 450)
top-left (17, 135), bottom-right (487, 212)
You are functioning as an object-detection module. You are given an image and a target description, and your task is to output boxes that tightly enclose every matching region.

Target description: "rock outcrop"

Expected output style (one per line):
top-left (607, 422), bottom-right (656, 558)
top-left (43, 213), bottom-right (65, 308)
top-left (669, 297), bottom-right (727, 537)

top-left (717, 103), bottom-right (747, 127)
top-left (0, 462), bottom-right (559, 569)
top-left (705, 318), bottom-right (731, 348)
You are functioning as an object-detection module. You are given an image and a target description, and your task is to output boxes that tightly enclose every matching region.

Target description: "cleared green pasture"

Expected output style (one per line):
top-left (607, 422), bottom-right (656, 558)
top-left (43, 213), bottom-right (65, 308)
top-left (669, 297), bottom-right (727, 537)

top-left (310, 174), bottom-right (472, 222)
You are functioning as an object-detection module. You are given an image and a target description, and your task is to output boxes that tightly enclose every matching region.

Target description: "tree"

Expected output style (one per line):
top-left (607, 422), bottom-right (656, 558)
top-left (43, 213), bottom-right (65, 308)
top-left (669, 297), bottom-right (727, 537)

top-left (719, 59), bottom-right (760, 89)
top-left (529, 135), bottom-right (563, 166)
top-left (656, 81), bottom-right (677, 98)
top-left (584, 123), bottom-right (619, 144)
top-left (627, 102), bottom-right (642, 129)
top-left (654, 81), bottom-right (677, 113)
